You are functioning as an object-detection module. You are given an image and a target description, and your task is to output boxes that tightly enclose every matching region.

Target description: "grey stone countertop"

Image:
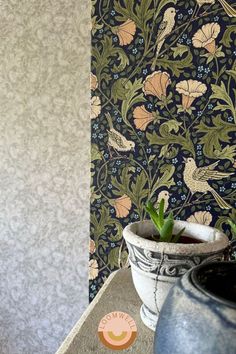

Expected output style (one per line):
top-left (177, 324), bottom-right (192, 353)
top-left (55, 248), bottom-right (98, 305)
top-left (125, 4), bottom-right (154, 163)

top-left (55, 269), bottom-right (154, 354)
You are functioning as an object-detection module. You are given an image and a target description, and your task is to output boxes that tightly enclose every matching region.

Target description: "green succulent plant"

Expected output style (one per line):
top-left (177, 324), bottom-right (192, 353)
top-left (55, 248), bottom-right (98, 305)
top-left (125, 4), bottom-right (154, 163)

top-left (145, 199), bottom-right (185, 243)
top-left (227, 219), bottom-right (236, 261)
top-left (227, 219), bottom-right (236, 240)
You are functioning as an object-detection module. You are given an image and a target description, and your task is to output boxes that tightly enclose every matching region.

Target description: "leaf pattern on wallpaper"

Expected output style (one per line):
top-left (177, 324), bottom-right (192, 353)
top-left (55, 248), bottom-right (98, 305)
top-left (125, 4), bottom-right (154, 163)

top-left (157, 47), bottom-right (194, 76)
top-left (210, 82), bottom-right (236, 121)
top-left (196, 115), bottom-right (236, 161)
top-left (90, 0), bottom-right (236, 300)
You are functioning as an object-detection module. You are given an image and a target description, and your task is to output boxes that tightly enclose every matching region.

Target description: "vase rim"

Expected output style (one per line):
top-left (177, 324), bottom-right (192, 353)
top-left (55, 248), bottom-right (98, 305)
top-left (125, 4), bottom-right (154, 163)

top-left (123, 220), bottom-right (229, 255)
top-left (191, 261), bottom-right (236, 309)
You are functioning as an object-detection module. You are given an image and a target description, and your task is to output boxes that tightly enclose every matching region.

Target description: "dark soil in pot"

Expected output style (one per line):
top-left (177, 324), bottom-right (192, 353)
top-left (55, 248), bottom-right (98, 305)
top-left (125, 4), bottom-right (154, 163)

top-left (179, 235), bottom-right (204, 244)
top-left (146, 235), bottom-right (204, 244)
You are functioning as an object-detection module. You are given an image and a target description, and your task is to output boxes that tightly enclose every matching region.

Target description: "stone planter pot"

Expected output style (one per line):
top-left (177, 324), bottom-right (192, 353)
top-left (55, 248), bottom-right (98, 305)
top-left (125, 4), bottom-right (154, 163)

top-left (123, 220), bottom-right (229, 331)
top-left (154, 261), bottom-right (236, 354)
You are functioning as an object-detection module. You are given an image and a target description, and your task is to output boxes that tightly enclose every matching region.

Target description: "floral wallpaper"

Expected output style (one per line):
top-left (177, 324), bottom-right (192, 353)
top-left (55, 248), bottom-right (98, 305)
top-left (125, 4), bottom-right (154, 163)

top-left (90, 0), bottom-right (236, 299)
top-left (0, 1), bottom-right (90, 354)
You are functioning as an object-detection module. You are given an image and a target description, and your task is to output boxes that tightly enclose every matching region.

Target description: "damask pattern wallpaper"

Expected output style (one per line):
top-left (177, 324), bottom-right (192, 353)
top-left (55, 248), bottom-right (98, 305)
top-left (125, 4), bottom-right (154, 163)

top-left (0, 1), bottom-right (90, 354)
top-left (90, 0), bottom-right (236, 299)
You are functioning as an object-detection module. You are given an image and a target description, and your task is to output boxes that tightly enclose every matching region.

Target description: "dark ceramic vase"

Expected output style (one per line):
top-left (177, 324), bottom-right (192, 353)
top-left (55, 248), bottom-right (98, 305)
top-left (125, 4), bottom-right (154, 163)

top-left (154, 261), bottom-right (236, 354)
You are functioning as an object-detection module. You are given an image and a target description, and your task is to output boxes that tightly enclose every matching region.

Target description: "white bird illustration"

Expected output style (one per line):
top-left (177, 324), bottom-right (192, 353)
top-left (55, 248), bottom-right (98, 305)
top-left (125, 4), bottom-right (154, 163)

top-left (105, 113), bottom-right (135, 154)
top-left (151, 7), bottom-right (177, 71)
top-left (183, 157), bottom-right (233, 209)
top-left (155, 190), bottom-right (170, 212)
top-left (196, 0), bottom-right (236, 17)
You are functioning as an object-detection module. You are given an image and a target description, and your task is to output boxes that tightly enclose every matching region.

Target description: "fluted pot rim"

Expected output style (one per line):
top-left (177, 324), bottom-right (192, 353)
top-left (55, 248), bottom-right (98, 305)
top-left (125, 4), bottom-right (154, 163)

top-left (123, 220), bottom-right (229, 255)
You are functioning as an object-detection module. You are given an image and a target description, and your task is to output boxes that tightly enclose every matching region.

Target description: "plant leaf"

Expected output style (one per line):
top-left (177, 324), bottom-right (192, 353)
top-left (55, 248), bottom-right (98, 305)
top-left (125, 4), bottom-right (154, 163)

top-left (147, 126), bottom-right (195, 156)
top-left (120, 79), bottom-right (145, 126)
top-left (220, 25), bottom-right (236, 48)
top-left (164, 119), bottom-right (182, 133)
top-left (150, 164), bottom-right (175, 197)
top-left (196, 115), bottom-right (236, 162)
top-left (92, 36), bottom-right (129, 82)
top-left (160, 218), bottom-right (174, 242)
top-left (111, 166), bottom-right (132, 196)
top-left (210, 82), bottom-right (236, 122)
top-left (111, 78), bottom-right (130, 103)
top-left (159, 199), bottom-right (165, 227)
top-left (157, 49), bottom-right (193, 77)
top-left (228, 219), bottom-right (236, 240)
top-left (113, 50), bottom-right (130, 73)
top-left (91, 144), bottom-right (102, 161)
top-left (226, 69), bottom-right (236, 81)
top-left (145, 202), bottom-right (161, 231)
top-left (171, 44), bottom-right (189, 58)
top-left (129, 170), bottom-right (149, 208)
top-left (172, 228), bottom-right (185, 243)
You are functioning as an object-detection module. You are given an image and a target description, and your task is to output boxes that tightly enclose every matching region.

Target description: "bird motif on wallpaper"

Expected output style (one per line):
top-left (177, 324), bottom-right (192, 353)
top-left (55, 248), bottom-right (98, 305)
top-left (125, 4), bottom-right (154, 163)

top-left (155, 190), bottom-right (170, 212)
top-left (151, 7), bottom-right (177, 71)
top-left (196, 0), bottom-right (236, 17)
top-left (183, 157), bottom-right (233, 209)
top-left (105, 113), bottom-right (135, 154)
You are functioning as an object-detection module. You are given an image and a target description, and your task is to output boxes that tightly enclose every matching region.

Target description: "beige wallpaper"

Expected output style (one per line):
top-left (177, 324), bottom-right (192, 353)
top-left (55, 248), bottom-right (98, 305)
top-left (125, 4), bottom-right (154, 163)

top-left (0, 1), bottom-right (90, 353)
